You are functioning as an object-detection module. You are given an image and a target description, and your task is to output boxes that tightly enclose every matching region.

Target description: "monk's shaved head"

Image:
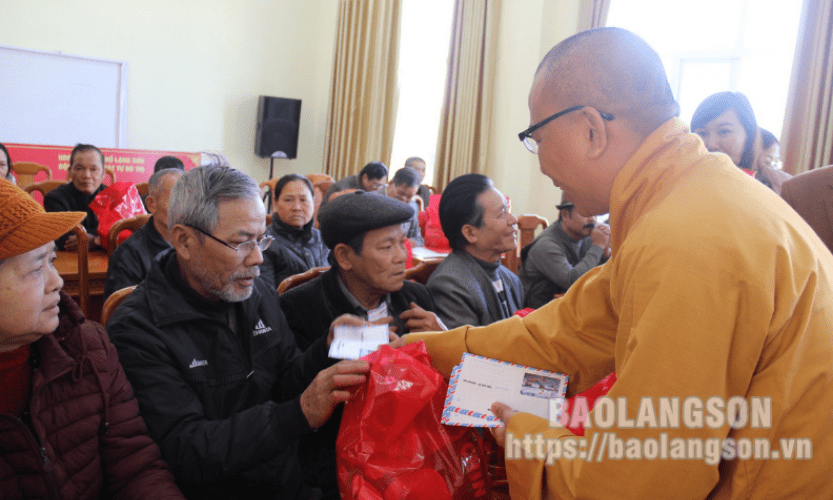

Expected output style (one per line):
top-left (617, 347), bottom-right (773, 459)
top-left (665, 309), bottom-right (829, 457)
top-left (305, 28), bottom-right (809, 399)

top-left (532, 27), bottom-right (679, 138)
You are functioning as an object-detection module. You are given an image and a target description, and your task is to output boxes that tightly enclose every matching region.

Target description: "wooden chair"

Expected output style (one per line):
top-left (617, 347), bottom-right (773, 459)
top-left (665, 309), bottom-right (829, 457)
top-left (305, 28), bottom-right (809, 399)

top-left (404, 259), bottom-right (441, 285)
top-left (312, 180), bottom-right (334, 228)
top-left (11, 162), bottom-right (52, 189)
top-left (501, 214), bottom-right (548, 275)
top-left (135, 182), bottom-right (149, 197)
top-left (24, 180), bottom-right (68, 198)
top-left (413, 196), bottom-right (424, 213)
top-left (277, 266), bottom-right (330, 295)
top-left (518, 214), bottom-right (548, 249)
top-left (101, 285), bottom-right (137, 327)
top-left (306, 173), bottom-right (334, 184)
top-left (328, 188), bottom-right (359, 202)
top-left (107, 214), bottom-right (151, 256)
top-left (266, 214), bottom-right (273, 226)
top-left (68, 225), bottom-right (90, 319)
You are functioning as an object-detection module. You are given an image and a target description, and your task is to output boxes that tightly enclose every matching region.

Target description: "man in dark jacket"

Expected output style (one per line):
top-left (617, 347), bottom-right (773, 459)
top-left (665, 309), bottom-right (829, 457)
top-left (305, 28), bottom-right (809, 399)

top-left (44, 143), bottom-right (106, 250)
top-left (106, 165), bottom-right (370, 499)
top-left (280, 190), bottom-right (445, 497)
top-left (519, 194), bottom-right (610, 308)
top-left (104, 168), bottom-right (182, 300)
top-left (0, 181), bottom-right (184, 499)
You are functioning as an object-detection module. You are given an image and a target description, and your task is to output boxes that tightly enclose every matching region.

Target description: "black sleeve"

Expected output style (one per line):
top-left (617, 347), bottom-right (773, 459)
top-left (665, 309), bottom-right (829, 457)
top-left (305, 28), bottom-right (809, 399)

top-left (279, 286), bottom-right (330, 352)
top-left (44, 190), bottom-right (73, 250)
top-left (108, 302), bottom-right (315, 485)
top-left (104, 244), bottom-right (145, 301)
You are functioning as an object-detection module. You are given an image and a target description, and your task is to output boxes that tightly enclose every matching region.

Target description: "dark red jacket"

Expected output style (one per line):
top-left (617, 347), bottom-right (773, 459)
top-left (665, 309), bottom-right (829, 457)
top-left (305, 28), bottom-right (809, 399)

top-left (0, 292), bottom-right (183, 500)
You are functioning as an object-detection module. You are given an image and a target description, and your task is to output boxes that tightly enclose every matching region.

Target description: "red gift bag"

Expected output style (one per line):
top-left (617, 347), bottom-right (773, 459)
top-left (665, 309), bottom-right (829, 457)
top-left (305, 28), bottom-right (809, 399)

top-left (89, 182), bottom-right (146, 252)
top-left (338, 342), bottom-right (491, 500)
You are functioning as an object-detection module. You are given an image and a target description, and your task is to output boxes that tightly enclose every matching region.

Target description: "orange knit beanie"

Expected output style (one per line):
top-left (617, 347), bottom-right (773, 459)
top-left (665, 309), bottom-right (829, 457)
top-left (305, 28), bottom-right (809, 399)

top-left (0, 180), bottom-right (85, 259)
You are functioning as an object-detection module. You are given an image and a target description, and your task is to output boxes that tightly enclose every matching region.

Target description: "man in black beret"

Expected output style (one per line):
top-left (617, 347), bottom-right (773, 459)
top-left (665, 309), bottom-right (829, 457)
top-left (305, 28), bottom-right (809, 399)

top-left (279, 190), bottom-right (446, 498)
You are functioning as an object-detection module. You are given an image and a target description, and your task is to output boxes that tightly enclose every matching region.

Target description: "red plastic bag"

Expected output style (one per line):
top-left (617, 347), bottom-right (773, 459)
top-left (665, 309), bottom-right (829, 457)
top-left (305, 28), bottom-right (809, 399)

top-left (423, 194), bottom-right (451, 252)
top-left (89, 182), bottom-right (146, 252)
top-left (338, 342), bottom-right (491, 500)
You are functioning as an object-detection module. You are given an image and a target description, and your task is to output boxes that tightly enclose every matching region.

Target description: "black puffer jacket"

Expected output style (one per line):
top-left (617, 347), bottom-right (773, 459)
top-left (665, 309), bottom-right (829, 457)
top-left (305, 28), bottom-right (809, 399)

top-left (259, 217), bottom-right (330, 290)
top-left (107, 249), bottom-right (333, 499)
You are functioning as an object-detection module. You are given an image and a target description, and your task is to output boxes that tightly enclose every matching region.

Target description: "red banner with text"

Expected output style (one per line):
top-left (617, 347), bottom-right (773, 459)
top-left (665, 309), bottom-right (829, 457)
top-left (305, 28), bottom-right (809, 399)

top-left (6, 143), bottom-right (199, 197)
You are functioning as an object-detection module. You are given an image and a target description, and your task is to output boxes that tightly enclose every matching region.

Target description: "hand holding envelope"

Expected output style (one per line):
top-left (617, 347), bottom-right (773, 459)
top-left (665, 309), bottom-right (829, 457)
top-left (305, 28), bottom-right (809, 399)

top-left (441, 354), bottom-right (568, 431)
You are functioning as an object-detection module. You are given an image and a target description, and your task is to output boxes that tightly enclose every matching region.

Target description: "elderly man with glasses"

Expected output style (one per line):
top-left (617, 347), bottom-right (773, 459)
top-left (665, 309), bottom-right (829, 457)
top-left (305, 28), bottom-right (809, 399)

top-left (396, 27), bottom-right (833, 498)
top-left (107, 165), bottom-right (371, 500)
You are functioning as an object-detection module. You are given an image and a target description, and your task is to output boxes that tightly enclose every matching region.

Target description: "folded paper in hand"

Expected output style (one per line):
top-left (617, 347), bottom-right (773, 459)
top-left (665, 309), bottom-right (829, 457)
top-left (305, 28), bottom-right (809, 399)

top-left (329, 324), bottom-right (389, 360)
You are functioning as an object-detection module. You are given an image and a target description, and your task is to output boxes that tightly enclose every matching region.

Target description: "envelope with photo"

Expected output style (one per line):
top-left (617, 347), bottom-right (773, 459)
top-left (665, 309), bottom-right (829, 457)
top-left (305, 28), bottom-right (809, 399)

top-left (442, 353), bottom-right (568, 427)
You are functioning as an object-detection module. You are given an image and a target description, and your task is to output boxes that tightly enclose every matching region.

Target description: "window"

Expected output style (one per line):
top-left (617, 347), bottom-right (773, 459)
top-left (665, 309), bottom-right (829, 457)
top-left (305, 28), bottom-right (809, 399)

top-left (607, 0), bottom-right (803, 138)
top-left (388, 0), bottom-right (454, 184)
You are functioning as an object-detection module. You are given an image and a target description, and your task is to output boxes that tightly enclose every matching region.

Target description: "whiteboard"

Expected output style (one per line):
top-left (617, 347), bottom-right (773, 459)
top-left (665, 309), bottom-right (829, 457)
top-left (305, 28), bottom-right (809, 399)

top-left (0, 45), bottom-right (127, 148)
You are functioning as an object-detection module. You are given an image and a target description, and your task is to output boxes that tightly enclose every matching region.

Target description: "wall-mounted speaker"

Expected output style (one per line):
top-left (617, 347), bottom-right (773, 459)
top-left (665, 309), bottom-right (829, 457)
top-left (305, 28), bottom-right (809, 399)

top-left (255, 96), bottom-right (301, 158)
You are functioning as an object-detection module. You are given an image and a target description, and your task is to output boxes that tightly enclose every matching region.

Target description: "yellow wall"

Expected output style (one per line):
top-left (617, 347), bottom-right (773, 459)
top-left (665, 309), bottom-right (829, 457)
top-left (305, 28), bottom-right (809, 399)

top-left (2, 0), bottom-right (582, 220)
top-left (2, 0), bottom-right (338, 181)
top-left (489, 0), bottom-right (583, 223)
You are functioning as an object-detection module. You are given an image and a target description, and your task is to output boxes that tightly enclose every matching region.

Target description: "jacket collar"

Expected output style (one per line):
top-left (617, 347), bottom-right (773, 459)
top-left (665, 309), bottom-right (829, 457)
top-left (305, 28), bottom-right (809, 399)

top-left (32, 292), bottom-right (85, 389)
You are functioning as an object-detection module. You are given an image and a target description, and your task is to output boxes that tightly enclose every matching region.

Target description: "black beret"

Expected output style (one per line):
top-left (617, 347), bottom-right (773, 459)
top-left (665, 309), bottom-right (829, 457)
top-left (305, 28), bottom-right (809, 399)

top-left (318, 190), bottom-right (415, 249)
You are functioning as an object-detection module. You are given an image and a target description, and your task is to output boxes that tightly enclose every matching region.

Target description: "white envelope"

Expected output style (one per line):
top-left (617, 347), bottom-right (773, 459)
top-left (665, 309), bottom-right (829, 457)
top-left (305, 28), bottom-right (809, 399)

top-left (442, 353), bottom-right (568, 426)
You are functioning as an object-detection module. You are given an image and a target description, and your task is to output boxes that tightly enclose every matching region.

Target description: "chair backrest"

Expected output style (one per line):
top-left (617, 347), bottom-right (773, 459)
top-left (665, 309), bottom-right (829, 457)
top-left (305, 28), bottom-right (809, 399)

top-left (100, 285), bottom-right (137, 327)
top-left (312, 180), bottom-right (335, 228)
top-left (413, 195), bottom-right (424, 212)
top-left (277, 266), bottom-right (330, 294)
top-left (307, 173), bottom-right (334, 184)
top-left (24, 180), bottom-right (68, 199)
top-left (266, 213), bottom-right (272, 226)
top-left (502, 214), bottom-right (549, 274)
top-left (404, 259), bottom-right (442, 285)
top-left (135, 182), bottom-right (149, 197)
top-left (11, 162), bottom-right (52, 189)
top-left (518, 214), bottom-right (548, 249)
top-left (107, 214), bottom-right (152, 257)
top-left (329, 188), bottom-right (359, 202)
top-left (69, 224), bottom-right (90, 319)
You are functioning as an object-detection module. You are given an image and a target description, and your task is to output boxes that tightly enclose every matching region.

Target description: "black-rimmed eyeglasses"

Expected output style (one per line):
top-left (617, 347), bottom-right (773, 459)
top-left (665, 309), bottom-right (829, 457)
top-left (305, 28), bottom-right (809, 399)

top-left (518, 105), bottom-right (614, 154)
top-left (186, 224), bottom-right (274, 254)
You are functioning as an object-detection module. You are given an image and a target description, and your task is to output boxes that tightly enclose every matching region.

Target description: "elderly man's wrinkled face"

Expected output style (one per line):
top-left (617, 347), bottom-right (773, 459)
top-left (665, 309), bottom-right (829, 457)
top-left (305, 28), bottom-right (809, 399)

top-left (69, 150), bottom-right (105, 195)
top-left (186, 197), bottom-right (266, 302)
top-left (410, 161), bottom-right (426, 182)
top-left (0, 243), bottom-right (63, 352)
top-left (561, 207), bottom-right (595, 240)
top-left (344, 224), bottom-right (408, 296)
top-left (146, 172), bottom-right (181, 237)
top-left (694, 108), bottom-right (747, 167)
top-left (386, 182), bottom-right (417, 204)
top-left (360, 174), bottom-right (387, 193)
top-left (466, 187), bottom-right (518, 260)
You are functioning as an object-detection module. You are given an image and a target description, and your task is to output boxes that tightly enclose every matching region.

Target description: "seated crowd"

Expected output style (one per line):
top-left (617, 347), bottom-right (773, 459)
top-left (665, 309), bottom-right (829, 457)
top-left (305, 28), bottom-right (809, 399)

top-left (2, 26), bottom-right (833, 500)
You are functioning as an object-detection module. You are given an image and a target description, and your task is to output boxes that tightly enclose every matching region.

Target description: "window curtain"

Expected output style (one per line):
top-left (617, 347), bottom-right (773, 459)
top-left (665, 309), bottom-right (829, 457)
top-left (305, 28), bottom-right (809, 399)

top-left (323, 0), bottom-right (402, 180)
top-left (780, 0), bottom-right (833, 174)
top-left (433, 0), bottom-right (501, 190)
top-left (578, 0), bottom-right (611, 30)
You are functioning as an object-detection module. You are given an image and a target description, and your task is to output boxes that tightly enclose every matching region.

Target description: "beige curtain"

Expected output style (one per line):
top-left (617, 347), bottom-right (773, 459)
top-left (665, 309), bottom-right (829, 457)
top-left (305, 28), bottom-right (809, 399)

top-left (323, 0), bottom-right (402, 179)
top-left (578, 0), bottom-right (611, 30)
top-left (780, 0), bottom-right (833, 175)
top-left (433, 0), bottom-right (501, 190)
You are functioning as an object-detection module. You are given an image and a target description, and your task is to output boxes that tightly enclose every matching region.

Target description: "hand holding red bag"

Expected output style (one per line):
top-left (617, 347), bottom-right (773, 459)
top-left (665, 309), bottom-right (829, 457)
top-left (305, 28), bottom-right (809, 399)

top-left (89, 182), bottom-right (146, 252)
top-left (337, 342), bottom-right (491, 500)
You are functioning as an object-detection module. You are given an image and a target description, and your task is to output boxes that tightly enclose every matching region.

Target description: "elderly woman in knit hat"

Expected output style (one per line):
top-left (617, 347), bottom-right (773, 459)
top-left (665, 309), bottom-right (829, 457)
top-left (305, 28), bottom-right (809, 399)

top-left (0, 182), bottom-right (183, 499)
